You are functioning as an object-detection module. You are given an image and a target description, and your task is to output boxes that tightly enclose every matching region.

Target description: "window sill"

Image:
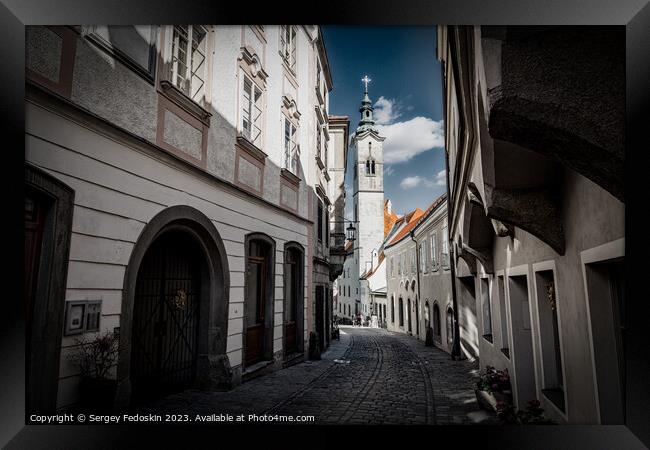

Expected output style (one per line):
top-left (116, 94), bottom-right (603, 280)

top-left (281, 168), bottom-right (301, 186)
top-left (542, 388), bottom-right (566, 413)
top-left (159, 80), bottom-right (212, 125)
top-left (236, 135), bottom-right (267, 164)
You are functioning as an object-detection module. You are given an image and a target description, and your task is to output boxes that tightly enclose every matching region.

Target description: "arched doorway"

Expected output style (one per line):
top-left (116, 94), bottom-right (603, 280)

top-left (415, 297), bottom-right (420, 337)
top-left (433, 303), bottom-right (441, 343)
top-left (446, 306), bottom-right (455, 349)
top-left (117, 205), bottom-right (230, 407)
top-left (424, 301), bottom-right (430, 331)
top-left (407, 298), bottom-right (412, 333)
top-left (131, 230), bottom-right (203, 403)
top-left (244, 233), bottom-right (275, 367)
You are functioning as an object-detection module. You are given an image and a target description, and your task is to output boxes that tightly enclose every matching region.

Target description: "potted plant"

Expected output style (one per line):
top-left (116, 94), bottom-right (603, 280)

top-left (68, 331), bottom-right (120, 411)
top-left (475, 365), bottom-right (513, 412)
top-left (496, 399), bottom-right (556, 424)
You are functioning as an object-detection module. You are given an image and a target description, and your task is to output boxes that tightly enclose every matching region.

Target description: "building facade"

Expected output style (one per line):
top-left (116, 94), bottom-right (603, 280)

top-left (438, 26), bottom-right (625, 424)
top-left (25, 24), bottom-right (337, 412)
top-left (412, 195), bottom-right (454, 352)
top-left (384, 208), bottom-right (424, 335)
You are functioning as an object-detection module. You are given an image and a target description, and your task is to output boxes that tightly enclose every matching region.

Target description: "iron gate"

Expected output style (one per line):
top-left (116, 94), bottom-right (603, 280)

top-left (131, 231), bottom-right (201, 403)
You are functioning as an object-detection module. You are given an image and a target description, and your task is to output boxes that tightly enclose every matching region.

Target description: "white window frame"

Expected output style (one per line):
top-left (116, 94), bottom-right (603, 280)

top-left (284, 118), bottom-right (299, 174)
top-left (169, 25), bottom-right (208, 103)
top-left (431, 231), bottom-right (437, 270)
top-left (280, 25), bottom-right (297, 74)
top-left (240, 72), bottom-right (264, 148)
top-left (420, 242), bottom-right (426, 273)
top-left (441, 225), bottom-right (449, 267)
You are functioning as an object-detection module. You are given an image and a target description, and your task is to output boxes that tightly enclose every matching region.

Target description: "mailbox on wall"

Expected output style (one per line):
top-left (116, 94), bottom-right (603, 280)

top-left (64, 300), bottom-right (102, 336)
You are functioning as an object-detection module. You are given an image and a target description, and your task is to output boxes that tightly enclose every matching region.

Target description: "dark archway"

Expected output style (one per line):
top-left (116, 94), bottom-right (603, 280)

top-left (284, 242), bottom-right (305, 358)
top-left (116, 205), bottom-right (230, 407)
top-left (433, 302), bottom-right (442, 342)
top-left (244, 233), bottom-right (276, 368)
top-left (446, 306), bottom-right (455, 349)
top-left (25, 164), bottom-right (74, 414)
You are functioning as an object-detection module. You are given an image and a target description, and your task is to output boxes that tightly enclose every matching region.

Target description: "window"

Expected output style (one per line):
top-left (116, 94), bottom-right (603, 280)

top-left (441, 225), bottom-right (449, 267)
top-left (325, 207), bottom-right (329, 248)
top-left (420, 242), bottom-right (426, 273)
top-left (535, 270), bottom-right (565, 412)
top-left (170, 25), bottom-right (208, 102)
top-left (430, 232), bottom-right (437, 269)
top-left (83, 26), bottom-right (158, 80)
top-left (497, 275), bottom-right (510, 356)
top-left (399, 298), bottom-right (404, 326)
top-left (316, 60), bottom-right (321, 86)
top-left (241, 75), bottom-right (263, 147)
top-left (365, 159), bottom-right (376, 176)
top-left (284, 118), bottom-right (298, 173)
top-left (317, 201), bottom-right (323, 243)
top-left (391, 297), bottom-right (395, 323)
top-left (280, 25), bottom-right (297, 73)
top-left (481, 278), bottom-right (493, 342)
top-left (316, 124), bottom-right (322, 161)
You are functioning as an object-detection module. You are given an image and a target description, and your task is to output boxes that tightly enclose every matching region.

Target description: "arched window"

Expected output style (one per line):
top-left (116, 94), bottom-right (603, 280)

top-left (399, 297), bottom-right (404, 326)
top-left (446, 307), bottom-right (454, 349)
top-left (433, 303), bottom-right (441, 341)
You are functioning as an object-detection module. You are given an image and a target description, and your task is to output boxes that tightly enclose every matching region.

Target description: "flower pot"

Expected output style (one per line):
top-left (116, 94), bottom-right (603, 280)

top-left (475, 389), bottom-right (497, 411)
top-left (475, 389), bottom-right (512, 412)
top-left (80, 377), bottom-right (117, 412)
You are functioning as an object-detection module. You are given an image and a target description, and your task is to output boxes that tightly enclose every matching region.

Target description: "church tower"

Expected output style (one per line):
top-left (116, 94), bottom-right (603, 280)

top-left (352, 76), bottom-right (385, 278)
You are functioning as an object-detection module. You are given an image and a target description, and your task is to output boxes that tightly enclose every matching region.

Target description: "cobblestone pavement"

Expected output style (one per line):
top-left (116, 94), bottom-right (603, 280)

top-left (138, 327), bottom-right (497, 425)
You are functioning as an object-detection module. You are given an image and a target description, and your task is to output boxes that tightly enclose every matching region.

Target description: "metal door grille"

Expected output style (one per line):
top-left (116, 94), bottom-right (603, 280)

top-left (131, 232), bottom-right (201, 402)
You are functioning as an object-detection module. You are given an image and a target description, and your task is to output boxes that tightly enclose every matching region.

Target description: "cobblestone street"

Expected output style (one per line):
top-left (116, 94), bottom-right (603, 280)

top-left (139, 327), bottom-right (495, 425)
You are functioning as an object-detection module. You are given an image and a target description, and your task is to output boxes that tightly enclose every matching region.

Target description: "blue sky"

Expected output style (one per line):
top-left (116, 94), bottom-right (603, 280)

top-left (322, 26), bottom-right (446, 217)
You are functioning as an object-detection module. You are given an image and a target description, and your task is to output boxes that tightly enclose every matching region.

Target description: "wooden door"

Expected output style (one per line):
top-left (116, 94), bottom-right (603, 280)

top-left (245, 255), bottom-right (266, 365)
top-left (284, 249), bottom-right (298, 354)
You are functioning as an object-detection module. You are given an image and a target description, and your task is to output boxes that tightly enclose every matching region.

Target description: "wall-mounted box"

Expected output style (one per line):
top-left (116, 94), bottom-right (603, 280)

top-left (64, 300), bottom-right (102, 336)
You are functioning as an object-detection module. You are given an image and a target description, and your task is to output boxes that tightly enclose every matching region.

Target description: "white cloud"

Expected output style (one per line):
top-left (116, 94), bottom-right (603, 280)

top-left (400, 175), bottom-right (435, 190)
top-left (384, 165), bottom-right (395, 176)
top-left (373, 96), bottom-right (402, 125)
top-left (377, 117), bottom-right (445, 164)
top-left (435, 170), bottom-right (446, 186)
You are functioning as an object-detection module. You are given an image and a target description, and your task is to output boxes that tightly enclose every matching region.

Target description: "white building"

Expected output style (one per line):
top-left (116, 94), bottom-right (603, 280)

top-left (24, 24), bottom-right (337, 412)
top-left (348, 78), bottom-right (386, 320)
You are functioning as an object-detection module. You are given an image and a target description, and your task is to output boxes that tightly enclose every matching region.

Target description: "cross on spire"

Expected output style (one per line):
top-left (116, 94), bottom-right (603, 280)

top-left (362, 75), bottom-right (371, 93)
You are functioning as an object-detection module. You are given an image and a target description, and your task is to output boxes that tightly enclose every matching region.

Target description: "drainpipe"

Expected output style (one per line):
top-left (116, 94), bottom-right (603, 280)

top-left (410, 231), bottom-right (422, 339)
top-left (441, 48), bottom-right (462, 361)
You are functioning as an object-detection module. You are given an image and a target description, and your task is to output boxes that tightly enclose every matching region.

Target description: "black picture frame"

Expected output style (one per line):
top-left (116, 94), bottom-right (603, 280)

top-left (3, 1), bottom-right (649, 449)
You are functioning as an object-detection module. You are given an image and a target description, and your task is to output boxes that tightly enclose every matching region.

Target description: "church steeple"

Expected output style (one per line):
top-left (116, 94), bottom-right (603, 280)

top-left (357, 75), bottom-right (377, 133)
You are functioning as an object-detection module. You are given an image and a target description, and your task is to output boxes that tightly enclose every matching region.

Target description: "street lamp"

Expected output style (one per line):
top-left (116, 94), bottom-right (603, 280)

top-left (346, 223), bottom-right (356, 242)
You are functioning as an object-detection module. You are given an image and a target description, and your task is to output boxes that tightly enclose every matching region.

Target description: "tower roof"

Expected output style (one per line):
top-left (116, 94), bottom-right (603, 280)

top-left (356, 75), bottom-right (378, 134)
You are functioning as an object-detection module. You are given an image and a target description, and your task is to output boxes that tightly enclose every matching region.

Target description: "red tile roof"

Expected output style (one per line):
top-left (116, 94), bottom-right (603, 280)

top-left (386, 194), bottom-right (447, 247)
